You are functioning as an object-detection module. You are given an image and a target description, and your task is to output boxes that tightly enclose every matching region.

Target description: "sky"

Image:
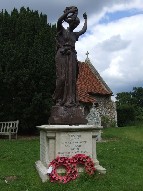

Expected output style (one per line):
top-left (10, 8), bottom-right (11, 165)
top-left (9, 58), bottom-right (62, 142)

top-left (1, 0), bottom-right (143, 98)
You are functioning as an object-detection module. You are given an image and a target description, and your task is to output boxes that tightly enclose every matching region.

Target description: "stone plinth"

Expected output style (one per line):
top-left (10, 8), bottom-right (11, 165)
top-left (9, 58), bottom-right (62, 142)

top-left (49, 106), bottom-right (88, 125)
top-left (35, 125), bottom-right (106, 182)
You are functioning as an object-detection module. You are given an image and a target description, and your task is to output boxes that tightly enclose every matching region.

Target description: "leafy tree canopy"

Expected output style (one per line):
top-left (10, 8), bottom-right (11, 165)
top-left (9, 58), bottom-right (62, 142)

top-left (0, 7), bottom-right (56, 133)
top-left (116, 87), bottom-right (143, 126)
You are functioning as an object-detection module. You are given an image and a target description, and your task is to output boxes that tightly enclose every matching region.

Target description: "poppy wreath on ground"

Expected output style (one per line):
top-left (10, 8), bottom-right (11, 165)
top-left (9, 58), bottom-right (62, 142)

top-left (48, 154), bottom-right (96, 183)
top-left (48, 156), bottom-right (78, 183)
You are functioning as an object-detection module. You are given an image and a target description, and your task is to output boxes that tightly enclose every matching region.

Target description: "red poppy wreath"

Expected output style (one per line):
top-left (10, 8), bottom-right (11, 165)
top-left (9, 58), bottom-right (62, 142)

top-left (48, 154), bottom-right (96, 184)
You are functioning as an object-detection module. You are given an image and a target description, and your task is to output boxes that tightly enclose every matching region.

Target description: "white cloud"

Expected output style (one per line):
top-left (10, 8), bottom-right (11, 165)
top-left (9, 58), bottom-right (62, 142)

top-left (99, 35), bottom-right (131, 52)
top-left (102, 56), bottom-right (124, 79)
top-left (76, 12), bottom-right (143, 94)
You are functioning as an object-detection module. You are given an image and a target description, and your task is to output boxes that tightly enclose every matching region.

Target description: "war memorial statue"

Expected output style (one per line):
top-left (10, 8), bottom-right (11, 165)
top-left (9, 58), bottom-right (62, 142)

top-left (36, 7), bottom-right (106, 182)
top-left (49, 6), bottom-right (88, 125)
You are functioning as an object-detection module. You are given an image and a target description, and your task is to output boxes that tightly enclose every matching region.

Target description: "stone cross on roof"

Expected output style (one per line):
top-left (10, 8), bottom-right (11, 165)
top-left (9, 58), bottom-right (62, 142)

top-left (86, 51), bottom-right (89, 59)
top-left (85, 51), bottom-right (91, 64)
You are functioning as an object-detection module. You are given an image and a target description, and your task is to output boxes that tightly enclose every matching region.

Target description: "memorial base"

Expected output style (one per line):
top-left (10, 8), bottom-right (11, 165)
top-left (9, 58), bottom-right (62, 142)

top-left (35, 125), bottom-right (106, 182)
top-left (49, 106), bottom-right (88, 125)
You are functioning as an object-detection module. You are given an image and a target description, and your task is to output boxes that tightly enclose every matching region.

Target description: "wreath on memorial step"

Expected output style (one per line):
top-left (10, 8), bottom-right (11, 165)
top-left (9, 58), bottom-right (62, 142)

top-left (48, 154), bottom-right (96, 184)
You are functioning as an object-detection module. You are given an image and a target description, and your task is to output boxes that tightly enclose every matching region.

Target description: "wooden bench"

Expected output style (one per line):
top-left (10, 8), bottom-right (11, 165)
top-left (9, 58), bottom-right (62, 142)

top-left (0, 120), bottom-right (19, 140)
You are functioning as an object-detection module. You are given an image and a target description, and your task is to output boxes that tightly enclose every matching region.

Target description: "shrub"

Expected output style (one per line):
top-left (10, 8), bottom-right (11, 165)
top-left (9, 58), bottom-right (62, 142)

top-left (117, 104), bottom-right (135, 127)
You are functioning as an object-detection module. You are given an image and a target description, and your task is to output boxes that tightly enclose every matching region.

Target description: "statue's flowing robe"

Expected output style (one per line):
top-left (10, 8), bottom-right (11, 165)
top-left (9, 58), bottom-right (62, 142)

top-left (53, 27), bottom-right (79, 107)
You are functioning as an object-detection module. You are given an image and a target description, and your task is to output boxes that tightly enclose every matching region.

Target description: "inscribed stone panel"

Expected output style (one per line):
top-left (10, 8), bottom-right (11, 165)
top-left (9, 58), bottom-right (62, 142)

top-left (56, 131), bottom-right (92, 157)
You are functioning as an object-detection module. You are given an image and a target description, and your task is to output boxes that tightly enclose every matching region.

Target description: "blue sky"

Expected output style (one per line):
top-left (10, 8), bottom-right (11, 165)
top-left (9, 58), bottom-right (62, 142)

top-left (99, 8), bottom-right (143, 24)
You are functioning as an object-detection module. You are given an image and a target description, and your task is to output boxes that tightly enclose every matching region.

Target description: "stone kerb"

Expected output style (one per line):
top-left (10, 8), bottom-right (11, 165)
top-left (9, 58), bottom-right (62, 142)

top-left (35, 125), bottom-right (106, 182)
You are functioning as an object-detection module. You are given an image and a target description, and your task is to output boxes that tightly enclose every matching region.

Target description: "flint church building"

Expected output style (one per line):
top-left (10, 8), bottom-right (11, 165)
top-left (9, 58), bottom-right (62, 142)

top-left (77, 53), bottom-right (117, 127)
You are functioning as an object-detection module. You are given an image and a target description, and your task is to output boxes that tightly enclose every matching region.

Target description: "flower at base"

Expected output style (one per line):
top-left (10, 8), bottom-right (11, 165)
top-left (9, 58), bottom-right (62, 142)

top-left (48, 154), bottom-right (96, 183)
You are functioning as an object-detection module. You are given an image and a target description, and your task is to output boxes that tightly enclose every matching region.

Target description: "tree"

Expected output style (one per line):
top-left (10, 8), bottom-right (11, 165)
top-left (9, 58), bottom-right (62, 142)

top-left (132, 87), bottom-right (143, 108)
top-left (116, 92), bottom-right (132, 107)
top-left (116, 87), bottom-right (143, 126)
top-left (117, 104), bottom-right (135, 127)
top-left (0, 7), bottom-right (56, 133)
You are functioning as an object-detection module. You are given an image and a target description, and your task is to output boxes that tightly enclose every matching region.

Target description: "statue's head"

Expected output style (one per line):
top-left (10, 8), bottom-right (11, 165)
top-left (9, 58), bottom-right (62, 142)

top-left (64, 6), bottom-right (78, 17)
top-left (63, 6), bottom-right (80, 31)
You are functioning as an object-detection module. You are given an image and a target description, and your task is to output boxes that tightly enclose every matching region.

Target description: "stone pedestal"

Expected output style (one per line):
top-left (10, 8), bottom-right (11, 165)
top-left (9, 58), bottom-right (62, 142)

top-left (49, 106), bottom-right (88, 125)
top-left (35, 125), bottom-right (106, 182)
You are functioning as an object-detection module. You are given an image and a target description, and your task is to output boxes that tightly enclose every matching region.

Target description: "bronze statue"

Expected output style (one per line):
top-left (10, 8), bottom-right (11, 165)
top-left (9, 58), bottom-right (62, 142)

top-left (49, 6), bottom-right (88, 125)
top-left (53, 6), bottom-right (87, 107)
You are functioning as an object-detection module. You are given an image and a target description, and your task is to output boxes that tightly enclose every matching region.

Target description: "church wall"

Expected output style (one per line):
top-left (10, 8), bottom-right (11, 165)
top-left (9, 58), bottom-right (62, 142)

top-left (94, 95), bottom-right (117, 127)
top-left (80, 95), bottom-right (117, 127)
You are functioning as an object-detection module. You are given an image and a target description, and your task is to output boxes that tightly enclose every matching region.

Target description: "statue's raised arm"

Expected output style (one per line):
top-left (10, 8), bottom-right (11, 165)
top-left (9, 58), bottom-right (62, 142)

top-left (76, 12), bottom-right (87, 37)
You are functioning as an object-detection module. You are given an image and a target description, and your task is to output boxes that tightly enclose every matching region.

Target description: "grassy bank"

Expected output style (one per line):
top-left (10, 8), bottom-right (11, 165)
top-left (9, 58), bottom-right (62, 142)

top-left (0, 126), bottom-right (143, 191)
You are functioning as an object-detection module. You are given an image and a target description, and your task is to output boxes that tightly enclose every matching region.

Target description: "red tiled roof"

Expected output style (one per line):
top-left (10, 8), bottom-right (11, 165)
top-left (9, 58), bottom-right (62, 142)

top-left (77, 62), bottom-right (112, 103)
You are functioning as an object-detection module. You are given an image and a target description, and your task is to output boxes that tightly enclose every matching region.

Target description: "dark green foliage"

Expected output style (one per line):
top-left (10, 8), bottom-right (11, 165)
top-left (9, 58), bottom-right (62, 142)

top-left (132, 87), bottom-right (143, 108)
top-left (0, 7), bottom-right (56, 133)
top-left (116, 92), bottom-right (132, 106)
top-left (116, 87), bottom-right (143, 126)
top-left (117, 105), bottom-right (135, 126)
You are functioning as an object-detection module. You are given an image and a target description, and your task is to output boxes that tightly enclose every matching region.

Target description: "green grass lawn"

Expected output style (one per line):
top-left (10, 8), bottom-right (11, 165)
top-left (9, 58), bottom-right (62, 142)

top-left (0, 126), bottom-right (143, 191)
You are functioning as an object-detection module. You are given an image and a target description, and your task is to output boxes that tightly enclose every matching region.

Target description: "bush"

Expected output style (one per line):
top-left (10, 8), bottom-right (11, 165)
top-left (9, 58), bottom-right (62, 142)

top-left (117, 104), bottom-right (135, 127)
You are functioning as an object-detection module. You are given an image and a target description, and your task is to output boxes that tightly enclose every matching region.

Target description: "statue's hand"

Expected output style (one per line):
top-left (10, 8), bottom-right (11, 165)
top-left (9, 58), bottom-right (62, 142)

top-left (83, 12), bottom-right (87, 19)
